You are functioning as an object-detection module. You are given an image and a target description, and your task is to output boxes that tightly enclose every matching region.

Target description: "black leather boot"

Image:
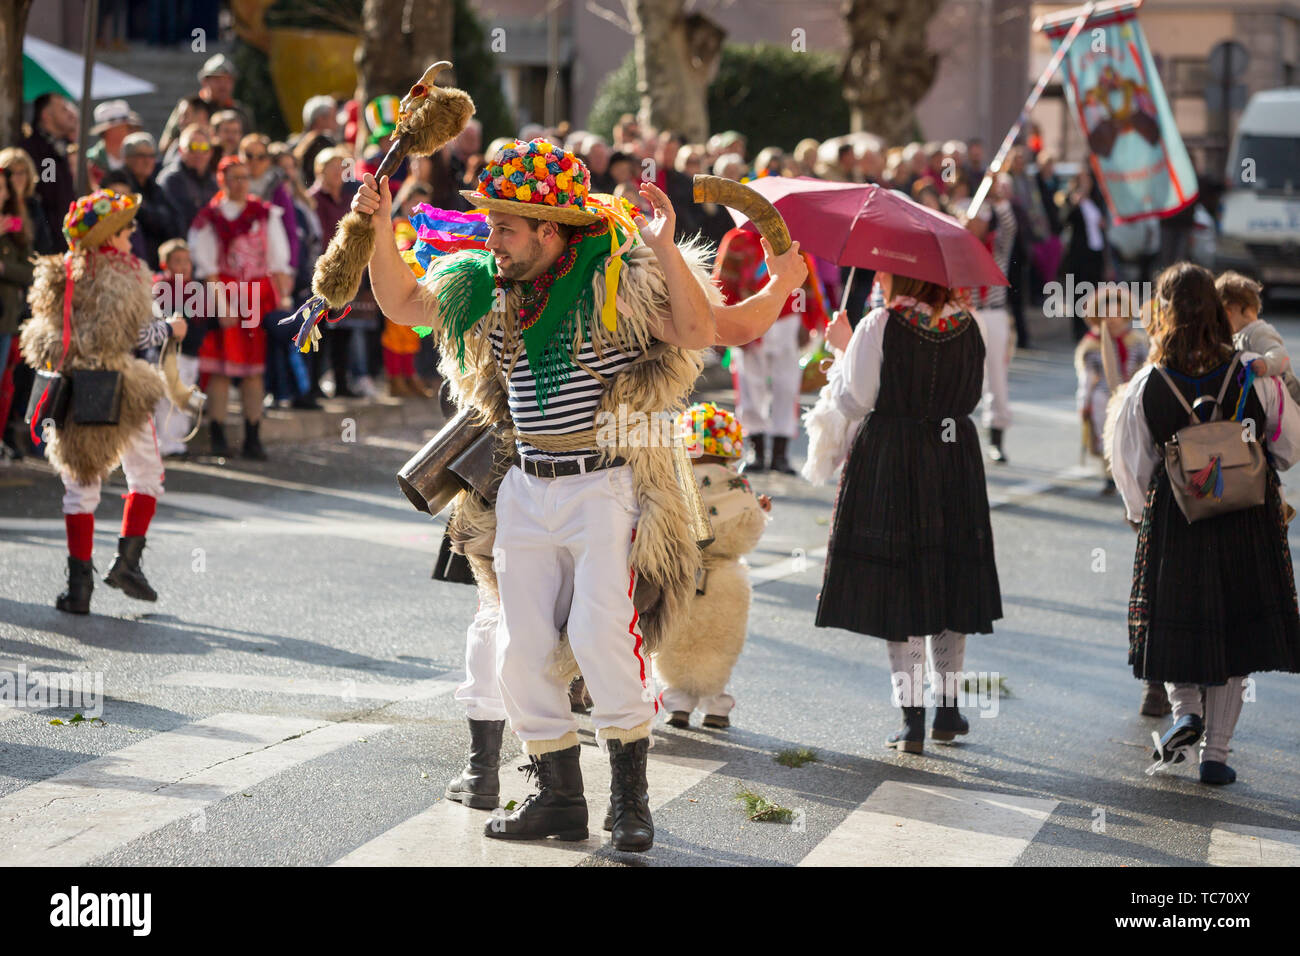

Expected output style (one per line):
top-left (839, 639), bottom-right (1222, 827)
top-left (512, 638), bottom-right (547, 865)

top-left (988, 428), bottom-right (1008, 464)
top-left (768, 435), bottom-right (797, 474)
top-left (208, 420), bottom-right (230, 457)
top-left (242, 419), bottom-right (267, 461)
top-left (483, 744), bottom-right (587, 841)
top-left (1153, 713), bottom-right (1203, 764)
top-left (103, 537), bottom-right (157, 602)
top-left (445, 718), bottom-right (505, 810)
top-left (56, 557), bottom-right (95, 614)
top-left (931, 705), bottom-right (970, 742)
top-left (886, 706), bottom-right (926, 753)
top-left (607, 738), bottom-right (654, 852)
top-left (742, 434), bottom-right (767, 474)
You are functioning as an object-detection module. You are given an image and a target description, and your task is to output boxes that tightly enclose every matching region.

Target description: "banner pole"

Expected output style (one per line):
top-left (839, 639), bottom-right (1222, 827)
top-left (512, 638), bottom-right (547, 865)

top-left (967, 1), bottom-right (1096, 220)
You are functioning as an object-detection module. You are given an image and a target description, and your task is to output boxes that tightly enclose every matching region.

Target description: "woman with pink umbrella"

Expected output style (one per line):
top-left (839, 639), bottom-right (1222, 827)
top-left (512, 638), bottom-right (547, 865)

top-left (801, 237), bottom-right (1005, 756)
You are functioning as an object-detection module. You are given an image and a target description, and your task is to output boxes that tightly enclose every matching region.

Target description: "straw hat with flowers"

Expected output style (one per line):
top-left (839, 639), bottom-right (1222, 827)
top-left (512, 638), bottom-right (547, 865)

top-left (63, 188), bottom-right (141, 253)
top-left (461, 138), bottom-right (600, 225)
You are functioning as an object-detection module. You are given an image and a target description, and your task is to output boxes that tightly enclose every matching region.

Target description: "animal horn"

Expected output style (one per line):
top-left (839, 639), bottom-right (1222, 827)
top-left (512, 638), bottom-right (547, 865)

top-left (692, 175), bottom-right (791, 255)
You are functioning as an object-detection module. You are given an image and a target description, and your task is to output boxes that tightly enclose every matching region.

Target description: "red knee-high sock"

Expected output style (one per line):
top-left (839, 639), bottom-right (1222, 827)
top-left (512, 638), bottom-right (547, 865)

top-left (121, 492), bottom-right (157, 538)
top-left (65, 513), bottom-right (94, 561)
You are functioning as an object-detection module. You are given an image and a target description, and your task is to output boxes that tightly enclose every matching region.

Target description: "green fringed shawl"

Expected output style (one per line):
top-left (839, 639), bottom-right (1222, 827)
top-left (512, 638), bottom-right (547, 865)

top-left (415, 224), bottom-right (622, 415)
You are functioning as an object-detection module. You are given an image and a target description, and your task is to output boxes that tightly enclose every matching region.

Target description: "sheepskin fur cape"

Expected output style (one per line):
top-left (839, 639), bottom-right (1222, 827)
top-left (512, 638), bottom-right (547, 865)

top-left (654, 468), bottom-right (768, 700)
top-left (421, 239), bottom-right (723, 657)
top-left (20, 251), bottom-right (164, 484)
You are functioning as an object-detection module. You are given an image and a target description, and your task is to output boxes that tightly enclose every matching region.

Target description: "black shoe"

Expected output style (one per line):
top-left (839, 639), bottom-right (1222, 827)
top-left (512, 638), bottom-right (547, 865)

top-left (701, 713), bottom-right (730, 729)
top-left (483, 744), bottom-right (587, 841)
top-left (665, 711), bottom-right (690, 729)
top-left (445, 718), bottom-right (505, 810)
top-left (242, 420), bottom-right (268, 461)
top-left (887, 706), bottom-right (926, 754)
top-left (290, 394), bottom-right (322, 410)
top-left (988, 428), bottom-right (1008, 464)
top-left (1199, 760), bottom-right (1237, 785)
top-left (208, 420), bottom-right (230, 458)
top-left (103, 536), bottom-right (158, 602)
top-left (55, 556), bottom-right (95, 614)
top-left (1153, 713), bottom-right (1204, 763)
top-left (768, 436), bottom-right (797, 475)
top-left (741, 434), bottom-right (767, 474)
top-left (607, 738), bottom-right (653, 852)
top-left (931, 705), bottom-right (969, 742)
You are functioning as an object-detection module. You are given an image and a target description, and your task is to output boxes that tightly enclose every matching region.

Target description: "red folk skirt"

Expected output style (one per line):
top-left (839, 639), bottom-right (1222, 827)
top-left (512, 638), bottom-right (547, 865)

top-left (198, 275), bottom-right (276, 378)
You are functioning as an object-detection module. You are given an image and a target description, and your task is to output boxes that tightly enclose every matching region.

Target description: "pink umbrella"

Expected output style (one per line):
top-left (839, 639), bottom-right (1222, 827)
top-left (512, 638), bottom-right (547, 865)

top-left (727, 176), bottom-right (1008, 288)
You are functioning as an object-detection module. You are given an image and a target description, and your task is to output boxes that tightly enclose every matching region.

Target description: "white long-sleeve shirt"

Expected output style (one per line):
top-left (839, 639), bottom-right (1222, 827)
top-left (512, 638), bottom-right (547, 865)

top-left (187, 199), bottom-right (291, 279)
top-left (1110, 358), bottom-right (1300, 522)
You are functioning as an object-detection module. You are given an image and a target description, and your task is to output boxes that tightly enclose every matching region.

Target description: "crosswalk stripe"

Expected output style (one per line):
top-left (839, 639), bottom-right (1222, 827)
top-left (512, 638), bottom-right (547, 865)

top-left (333, 742), bottom-right (724, 866)
top-left (798, 781), bottom-right (1058, 867)
top-left (0, 713), bottom-right (390, 866)
top-left (1208, 823), bottom-right (1300, 866)
top-left (155, 671), bottom-right (461, 702)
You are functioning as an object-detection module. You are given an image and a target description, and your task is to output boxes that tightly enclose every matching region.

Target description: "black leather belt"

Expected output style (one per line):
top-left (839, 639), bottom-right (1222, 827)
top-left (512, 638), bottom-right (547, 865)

top-left (519, 454), bottom-right (627, 478)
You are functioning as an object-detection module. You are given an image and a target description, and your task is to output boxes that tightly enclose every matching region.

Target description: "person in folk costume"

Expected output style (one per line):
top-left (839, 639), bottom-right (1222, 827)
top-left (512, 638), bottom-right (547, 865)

top-left (20, 189), bottom-right (187, 613)
top-left (189, 154), bottom-right (294, 460)
top-left (656, 402), bottom-right (771, 729)
top-left (355, 137), bottom-right (805, 851)
top-left (1108, 263), bottom-right (1300, 785)
top-left (713, 226), bottom-right (828, 474)
top-left (803, 271), bottom-right (1003, 754)
top-left (1077, 285), bottom-right (1148, 494)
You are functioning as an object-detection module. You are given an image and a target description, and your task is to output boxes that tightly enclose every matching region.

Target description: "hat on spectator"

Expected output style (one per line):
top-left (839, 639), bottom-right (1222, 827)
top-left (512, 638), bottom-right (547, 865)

top-left (122, 131), bottom-right (156, 158)
top-left (63, 188), bottom-right (141, 252)
top-left (463, 138), bottom-right (598, 225)
top-left (364, 95), bottom-right (400, 146)
top-left (199, 54), bottom-right (237, 81)
top-left (90, 100), bottom-right (142, 135)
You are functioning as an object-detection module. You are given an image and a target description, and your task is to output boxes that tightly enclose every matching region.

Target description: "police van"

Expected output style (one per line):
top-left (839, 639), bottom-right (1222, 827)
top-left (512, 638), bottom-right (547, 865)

top-left (1216, 88), bottom-right (1300, 295)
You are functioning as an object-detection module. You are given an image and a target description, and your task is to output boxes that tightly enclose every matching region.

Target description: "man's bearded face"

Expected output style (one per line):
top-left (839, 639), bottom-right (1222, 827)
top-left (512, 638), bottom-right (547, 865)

top-left (486, 213), bottom-right (548, 280)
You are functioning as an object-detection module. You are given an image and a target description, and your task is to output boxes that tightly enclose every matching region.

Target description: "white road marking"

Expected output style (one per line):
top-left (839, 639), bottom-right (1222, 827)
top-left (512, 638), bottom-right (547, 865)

top-left (333, 742), bottom-right (723, 867)
top-left (0, 713), bottom-right (390, 866)
top-left (749, 547), bottom-right (827, 586)
top-left (155, 670), bottom-right (461, 702)
top-left (1208, 823), bottom-right (1300, 866)
top-left (155, 460), bottom-right (414, 512)
top-left (798, 781), bottom-right (1058, 867)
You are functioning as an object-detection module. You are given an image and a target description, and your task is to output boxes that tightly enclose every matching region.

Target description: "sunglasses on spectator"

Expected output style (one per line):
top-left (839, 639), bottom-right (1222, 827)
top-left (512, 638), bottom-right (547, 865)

top-left (185, 142), bottom-right (211, 152)
top-left (244, 151), bottom-right (269, 161)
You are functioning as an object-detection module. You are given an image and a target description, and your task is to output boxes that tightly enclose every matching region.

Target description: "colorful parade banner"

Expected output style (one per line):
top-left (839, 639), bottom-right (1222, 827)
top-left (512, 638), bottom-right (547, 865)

top-left (1043, 0), bottom-right (1198, 223)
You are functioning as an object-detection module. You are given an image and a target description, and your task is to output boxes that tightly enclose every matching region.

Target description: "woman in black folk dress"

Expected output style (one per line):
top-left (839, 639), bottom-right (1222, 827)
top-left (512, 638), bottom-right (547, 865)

top-left (1111, 263), bottom-right (1300, 785)
top-left (803, 272), bottom-right (1002, 754)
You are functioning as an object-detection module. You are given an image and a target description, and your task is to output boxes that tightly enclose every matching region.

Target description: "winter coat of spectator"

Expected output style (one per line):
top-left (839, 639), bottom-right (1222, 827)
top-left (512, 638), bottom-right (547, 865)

top-left (157, 124), bottom-right (219, 235)
top-left (120, 132), bottom-right (181, 271)
top-left (0, 147), bottom-right (56, 254)
top-left (18, 93), bottom-right (78, 252)
top-left (241, 134), bottom-right (301, 271)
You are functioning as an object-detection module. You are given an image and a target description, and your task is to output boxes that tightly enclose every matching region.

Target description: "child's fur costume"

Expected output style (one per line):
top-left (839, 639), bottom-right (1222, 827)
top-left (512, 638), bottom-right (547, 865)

top-left (426, 238), bottom-right (723, 658)
top-left (654, 463), bottom-right (768, 703)
top-left (20, 252), bottom-right (164, 484)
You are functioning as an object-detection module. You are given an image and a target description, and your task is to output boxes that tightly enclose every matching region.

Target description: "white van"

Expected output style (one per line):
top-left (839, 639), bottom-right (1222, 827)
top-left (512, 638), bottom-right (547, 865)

top-left (1216, 88), bottom-right (1300, 293)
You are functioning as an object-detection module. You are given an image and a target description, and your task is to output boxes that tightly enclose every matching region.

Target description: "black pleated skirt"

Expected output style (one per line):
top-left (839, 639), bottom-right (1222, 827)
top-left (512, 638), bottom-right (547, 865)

top-left (1129, 465), bottom-right (1300, 683)
top-left (816, 414), bottom-right (1002, 640)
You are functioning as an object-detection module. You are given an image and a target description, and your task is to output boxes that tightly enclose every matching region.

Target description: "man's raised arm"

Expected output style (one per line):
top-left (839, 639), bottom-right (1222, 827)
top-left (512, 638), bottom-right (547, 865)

top-left (353, 173), bottom-right (436, 329)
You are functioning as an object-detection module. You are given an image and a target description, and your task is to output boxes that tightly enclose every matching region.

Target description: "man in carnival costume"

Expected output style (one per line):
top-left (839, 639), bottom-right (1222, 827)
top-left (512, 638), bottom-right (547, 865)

top-left (22, 189), bottom-right (186, 613)
top-left (354, 138), bottom-right (804, 851)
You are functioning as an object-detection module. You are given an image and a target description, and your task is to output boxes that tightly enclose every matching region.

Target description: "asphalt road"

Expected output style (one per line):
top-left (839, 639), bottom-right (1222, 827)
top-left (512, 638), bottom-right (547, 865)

top-left (2, 316), bottom-right (1299, 868)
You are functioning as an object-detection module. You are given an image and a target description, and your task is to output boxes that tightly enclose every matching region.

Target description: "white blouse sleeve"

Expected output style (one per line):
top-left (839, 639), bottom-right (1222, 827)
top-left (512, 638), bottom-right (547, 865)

top-left (265, 206), bottom-right (291, 275)
top-left (801, 307), bottom-right (887, 484)
top-left (1109, 364), bottom-right (1160, 523)
top-left (1256, 374), bottom-right (1300, 471)
top-left (187, 221), bottom-right (218, 279)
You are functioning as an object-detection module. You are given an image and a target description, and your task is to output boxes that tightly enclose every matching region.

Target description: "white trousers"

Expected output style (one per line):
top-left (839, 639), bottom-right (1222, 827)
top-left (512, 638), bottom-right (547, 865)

top-left (60, 418), bottom-right (165, 514)
top-left (973, 307), bottom-right (1013, 431)
top-left (455, 587), bottom-right (508, 722)
top-left (493, 464), bottom-right (654, 755)
top-left (734, 315), bottom-right (802, 439)
top-left (661, 686), bottom-right (735, 718)
top-left (154, 353), bottom-right (199, 455)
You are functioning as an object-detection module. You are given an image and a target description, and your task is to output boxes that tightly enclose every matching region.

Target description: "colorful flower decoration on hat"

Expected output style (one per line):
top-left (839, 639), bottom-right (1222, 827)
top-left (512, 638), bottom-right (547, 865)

top-left (62, 188), bottom-right (137, 247)
top-left (677, 401), bottom-right (745, 459)
top-left (474, 138), bottom-right (594, 216)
